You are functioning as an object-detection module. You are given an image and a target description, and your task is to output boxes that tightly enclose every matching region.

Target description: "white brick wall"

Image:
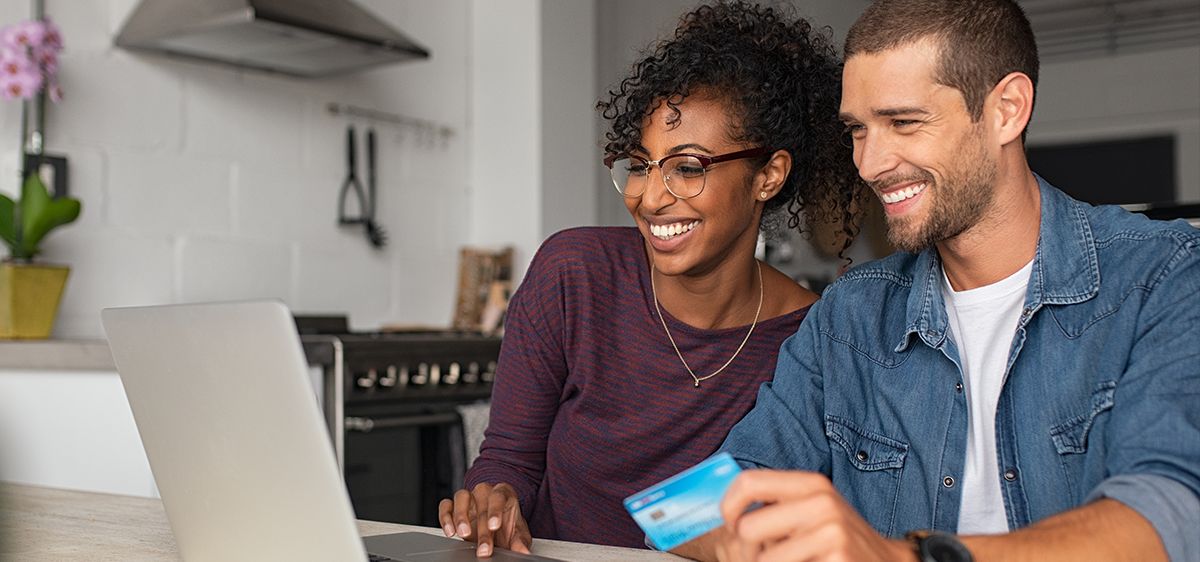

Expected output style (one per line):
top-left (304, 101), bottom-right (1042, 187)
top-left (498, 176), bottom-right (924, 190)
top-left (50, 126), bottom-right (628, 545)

top-left (0, 0), bottom-right (565, 338)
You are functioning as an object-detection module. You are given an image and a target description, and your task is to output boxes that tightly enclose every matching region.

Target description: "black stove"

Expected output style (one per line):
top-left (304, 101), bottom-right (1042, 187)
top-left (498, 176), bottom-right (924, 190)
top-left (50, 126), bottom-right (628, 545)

top-left (296, 317), bottom-right (501, 526)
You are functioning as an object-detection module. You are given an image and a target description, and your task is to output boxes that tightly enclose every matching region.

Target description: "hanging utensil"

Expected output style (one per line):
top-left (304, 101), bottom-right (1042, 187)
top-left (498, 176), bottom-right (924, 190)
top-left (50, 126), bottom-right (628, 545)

top-left (364, 128), bottom-right (387, 247)
top-left (338, 125), bottom-right (367, 226)
top-left (337, 125), bottom-right (387, 248)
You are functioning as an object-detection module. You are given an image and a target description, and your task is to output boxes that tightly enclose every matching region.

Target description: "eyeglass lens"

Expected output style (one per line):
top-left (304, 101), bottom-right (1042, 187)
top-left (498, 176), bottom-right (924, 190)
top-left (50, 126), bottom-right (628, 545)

top-left (609, 155), bottom-right (707, 198)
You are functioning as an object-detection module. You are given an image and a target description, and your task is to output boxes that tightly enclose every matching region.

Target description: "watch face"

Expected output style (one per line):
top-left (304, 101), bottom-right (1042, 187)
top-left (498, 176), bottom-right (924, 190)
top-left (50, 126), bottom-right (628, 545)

top-left (923, 533), bottom-right (973, 562)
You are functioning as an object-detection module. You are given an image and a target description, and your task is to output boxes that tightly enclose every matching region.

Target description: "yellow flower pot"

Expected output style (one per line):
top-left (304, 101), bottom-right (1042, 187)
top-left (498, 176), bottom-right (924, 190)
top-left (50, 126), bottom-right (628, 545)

top-left (0, 262), bottom-right (70, 339)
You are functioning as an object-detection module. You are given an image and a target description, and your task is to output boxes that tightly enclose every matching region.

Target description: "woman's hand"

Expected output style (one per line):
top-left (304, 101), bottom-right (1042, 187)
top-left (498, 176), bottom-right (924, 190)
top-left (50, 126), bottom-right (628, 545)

top-left (438, 482), bottom-right (532, 558)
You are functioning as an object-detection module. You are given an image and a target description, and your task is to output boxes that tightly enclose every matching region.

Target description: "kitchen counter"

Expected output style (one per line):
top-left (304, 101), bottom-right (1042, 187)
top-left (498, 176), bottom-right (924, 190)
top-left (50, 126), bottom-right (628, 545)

top-left (0, 339), bottom-right (115, 371)
top-left (0, 483), bottom-right (685, 561)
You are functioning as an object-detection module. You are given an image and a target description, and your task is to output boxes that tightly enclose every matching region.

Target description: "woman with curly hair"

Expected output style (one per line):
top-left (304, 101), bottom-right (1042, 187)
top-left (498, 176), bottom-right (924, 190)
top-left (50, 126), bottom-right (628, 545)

top-left (439, 1), bottom-right (864, 555)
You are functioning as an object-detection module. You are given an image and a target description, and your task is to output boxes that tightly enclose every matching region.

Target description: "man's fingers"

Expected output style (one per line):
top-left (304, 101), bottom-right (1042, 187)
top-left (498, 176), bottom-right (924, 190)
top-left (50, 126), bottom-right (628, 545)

top-left (733, 492), bottom-right (840, 546)
top-left (720, 469), bottom-right (827, 526)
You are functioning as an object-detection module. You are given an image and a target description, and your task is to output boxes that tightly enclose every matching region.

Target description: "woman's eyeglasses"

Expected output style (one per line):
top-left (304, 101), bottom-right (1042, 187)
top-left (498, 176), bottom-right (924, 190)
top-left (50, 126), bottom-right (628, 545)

top-left (603, 146), bottom-right (774, 199)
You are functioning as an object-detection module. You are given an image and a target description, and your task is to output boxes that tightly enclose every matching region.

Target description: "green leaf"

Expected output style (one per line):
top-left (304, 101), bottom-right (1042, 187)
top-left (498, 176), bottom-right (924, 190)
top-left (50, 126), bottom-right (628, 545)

top-left (0, 192), bottom-right (15, 250)
top-left (17, 174), bottom-right (81, 260)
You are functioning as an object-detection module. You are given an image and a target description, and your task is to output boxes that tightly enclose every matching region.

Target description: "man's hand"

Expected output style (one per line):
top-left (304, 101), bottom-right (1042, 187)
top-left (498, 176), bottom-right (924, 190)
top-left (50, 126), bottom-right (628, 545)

top-left (672, 523), bottom-right (762, 562)
top-left (437, 482), bottom-right (532, 558)
top-left (718, 469), bottom-right (913, 562)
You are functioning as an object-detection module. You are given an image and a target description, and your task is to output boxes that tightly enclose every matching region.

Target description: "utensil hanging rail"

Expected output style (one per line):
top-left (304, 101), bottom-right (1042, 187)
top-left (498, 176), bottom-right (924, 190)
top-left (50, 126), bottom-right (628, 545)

top-left (326, 103), bottom-right (454, 142)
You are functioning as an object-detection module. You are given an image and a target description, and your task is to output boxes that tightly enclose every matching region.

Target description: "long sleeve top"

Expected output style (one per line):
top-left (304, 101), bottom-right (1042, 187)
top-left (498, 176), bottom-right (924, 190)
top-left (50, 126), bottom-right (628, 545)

top-left (465, 226), bottom-right (809, 548)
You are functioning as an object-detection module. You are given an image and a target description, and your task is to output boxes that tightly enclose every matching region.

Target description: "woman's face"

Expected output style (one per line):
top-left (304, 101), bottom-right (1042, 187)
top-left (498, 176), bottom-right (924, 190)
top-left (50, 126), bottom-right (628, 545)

top-left (624, 96), bottom-right (771, 278)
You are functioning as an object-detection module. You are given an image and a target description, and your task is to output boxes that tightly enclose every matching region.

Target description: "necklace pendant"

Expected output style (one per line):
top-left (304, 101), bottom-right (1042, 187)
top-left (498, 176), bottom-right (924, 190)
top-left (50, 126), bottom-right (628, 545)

top-left (694, 380), bottom-right (700, 388)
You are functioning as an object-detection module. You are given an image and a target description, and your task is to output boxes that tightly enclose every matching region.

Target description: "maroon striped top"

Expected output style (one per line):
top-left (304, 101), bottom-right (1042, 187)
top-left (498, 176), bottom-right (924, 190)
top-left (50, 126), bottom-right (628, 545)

top-left (464, 227), bottom-right (809, 548)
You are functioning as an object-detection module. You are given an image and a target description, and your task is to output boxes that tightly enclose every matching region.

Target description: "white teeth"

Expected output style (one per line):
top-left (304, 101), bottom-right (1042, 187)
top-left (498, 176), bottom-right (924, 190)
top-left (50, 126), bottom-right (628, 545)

top-left (650, 221), bottom-right (698, 240)
top-left (882, 182), bottom-right (926, 204)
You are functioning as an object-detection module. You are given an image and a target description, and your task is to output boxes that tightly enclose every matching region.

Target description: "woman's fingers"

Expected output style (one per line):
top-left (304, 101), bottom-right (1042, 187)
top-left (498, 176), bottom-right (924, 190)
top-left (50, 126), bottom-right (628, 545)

top-left (451, 487), bottom-right (481, 539)
top-left (492, 485), bottom-right (533, 554)
top-left (439, 483), bottom-right (531, 558)
top-left (437, 497), bottom-right (456, 537)
top-left (474, 496), bottom-right (497, 556)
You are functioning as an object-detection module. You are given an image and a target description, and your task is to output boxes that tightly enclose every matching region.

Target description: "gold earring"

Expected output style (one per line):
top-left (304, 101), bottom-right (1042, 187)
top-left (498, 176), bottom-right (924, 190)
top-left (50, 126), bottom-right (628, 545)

top-left (760, 191), bottom-right (769, 199)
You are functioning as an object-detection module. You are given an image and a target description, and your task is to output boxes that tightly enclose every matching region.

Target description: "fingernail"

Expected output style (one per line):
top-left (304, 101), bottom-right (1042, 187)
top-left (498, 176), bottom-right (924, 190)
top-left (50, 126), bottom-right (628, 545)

top-left (478, 543), bottom-right (491, 556)
top-left (443, 524), bottom-right (454, 536)
top-left (488, 516), bottom-right (500, 531)
top-left (458, 523), bottom-right (471, 537)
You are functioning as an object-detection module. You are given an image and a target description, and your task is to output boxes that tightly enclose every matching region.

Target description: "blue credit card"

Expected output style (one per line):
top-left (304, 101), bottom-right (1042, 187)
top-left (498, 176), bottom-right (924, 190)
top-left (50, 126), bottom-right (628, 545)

top-left (623, 452), bottom-right (742, 551)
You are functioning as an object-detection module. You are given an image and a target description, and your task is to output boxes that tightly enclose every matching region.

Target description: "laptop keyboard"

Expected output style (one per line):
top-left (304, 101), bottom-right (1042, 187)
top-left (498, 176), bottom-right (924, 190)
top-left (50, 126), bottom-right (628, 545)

top-left (368, 554), bottom-right (399, 562)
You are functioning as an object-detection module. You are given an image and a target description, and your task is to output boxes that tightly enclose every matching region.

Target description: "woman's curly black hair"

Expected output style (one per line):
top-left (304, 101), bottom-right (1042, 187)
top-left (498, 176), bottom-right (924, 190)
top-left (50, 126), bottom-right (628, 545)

top-left (598, 1), bottom-right (867, 255)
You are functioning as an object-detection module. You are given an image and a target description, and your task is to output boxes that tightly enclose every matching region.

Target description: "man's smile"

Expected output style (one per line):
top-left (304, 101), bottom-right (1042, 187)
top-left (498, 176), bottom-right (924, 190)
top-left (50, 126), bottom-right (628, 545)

top-left (880, 181), bottom-right (927, 204)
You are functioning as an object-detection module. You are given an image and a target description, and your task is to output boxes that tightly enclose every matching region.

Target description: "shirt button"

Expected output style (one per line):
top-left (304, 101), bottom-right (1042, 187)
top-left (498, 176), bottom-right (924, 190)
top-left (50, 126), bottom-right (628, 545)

top-left (926, 329), bottom-right (937, 338)
top-left (943, 476), bottom-right (955, 488)
top-left (857, 451), bottom-right (869, 462)
top-left (1004, 469), bottom-right (1018, 482)
top-left (956, 381), bottom-right (963, 393)
top-left (1021, 307), bottom-right (1031, 317)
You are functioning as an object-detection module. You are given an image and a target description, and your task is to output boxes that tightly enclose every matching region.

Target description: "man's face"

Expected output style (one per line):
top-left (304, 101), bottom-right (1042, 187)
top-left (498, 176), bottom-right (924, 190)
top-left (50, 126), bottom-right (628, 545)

top-left (839, 40), bottom-right (998, 254)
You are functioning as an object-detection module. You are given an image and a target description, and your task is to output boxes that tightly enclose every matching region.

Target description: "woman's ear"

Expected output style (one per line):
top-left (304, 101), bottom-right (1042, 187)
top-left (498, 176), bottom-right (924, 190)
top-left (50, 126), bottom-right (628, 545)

top-left (756, 149), bottom-right (792, 201)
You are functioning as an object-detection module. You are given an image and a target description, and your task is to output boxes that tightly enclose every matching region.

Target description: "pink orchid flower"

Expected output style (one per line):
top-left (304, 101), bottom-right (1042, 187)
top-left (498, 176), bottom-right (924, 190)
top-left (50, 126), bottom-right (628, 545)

top-left (0, 67), bottom-right (42, 100)
top-left (1, 19), bottom-right (45, 53)
top-left (40, 17), bottom-right (62, 52)
top-left (0, 50), bottom-right (33, 77)
top-left (46, 77), bottom-right (62, 102)
top-left (0, 17), bottom-right (62, 101)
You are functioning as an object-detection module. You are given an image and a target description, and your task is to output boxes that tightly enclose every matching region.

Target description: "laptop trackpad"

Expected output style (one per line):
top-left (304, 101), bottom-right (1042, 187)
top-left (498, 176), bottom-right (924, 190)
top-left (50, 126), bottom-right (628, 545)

top-left (364, 532), bottom-right (567, 562)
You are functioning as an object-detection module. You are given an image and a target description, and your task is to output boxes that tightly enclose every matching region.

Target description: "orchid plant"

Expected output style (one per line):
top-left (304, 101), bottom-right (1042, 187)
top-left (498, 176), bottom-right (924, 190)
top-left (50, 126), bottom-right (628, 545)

top-left (0, 16), bottom-right (78, 263)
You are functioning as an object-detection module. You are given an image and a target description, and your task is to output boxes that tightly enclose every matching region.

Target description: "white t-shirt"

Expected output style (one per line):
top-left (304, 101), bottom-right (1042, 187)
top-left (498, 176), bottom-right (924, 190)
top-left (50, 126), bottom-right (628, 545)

top-left (942, 259), bottom-right (1033, 535)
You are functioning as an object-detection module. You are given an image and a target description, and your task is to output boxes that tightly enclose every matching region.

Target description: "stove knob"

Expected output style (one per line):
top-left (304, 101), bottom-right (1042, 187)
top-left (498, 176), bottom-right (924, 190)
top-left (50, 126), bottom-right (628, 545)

top-left (481, 361), bottom-right (497, 383)
top-left (443, 362), bottom-right (461, 385)
top-left (430, 363), bottom-right (441, 386)
top-left (412, 363), bottom-right (429, 385)
top-left (398, 364), bottom-right (410, 387)
top-left (357, 368), bottom-right (378, 388)
top-left (378, 365), bottom-right (398, 388)
top-left (463, 362), bottom-right (480, 384)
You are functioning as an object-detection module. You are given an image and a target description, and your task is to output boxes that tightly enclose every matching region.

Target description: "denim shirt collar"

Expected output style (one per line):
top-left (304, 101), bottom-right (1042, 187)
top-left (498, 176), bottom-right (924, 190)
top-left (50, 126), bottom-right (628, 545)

top-left (897, 174), bottom-right (1101, 353)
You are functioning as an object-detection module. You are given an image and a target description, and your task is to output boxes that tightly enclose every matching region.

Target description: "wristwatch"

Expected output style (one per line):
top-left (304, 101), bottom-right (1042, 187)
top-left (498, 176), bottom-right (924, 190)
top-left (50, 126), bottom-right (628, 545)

top-left (906, 530), bottom-right (974, 562)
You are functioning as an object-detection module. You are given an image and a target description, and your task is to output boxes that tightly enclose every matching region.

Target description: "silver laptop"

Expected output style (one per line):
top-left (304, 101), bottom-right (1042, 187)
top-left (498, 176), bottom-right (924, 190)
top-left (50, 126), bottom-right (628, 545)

top-left (102, 300), bottom-right (561, 562)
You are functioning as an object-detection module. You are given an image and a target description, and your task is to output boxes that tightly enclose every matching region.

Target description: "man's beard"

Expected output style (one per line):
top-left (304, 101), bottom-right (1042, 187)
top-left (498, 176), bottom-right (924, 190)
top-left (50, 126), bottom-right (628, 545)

top-left (873, 128), bottom-right (998, 254)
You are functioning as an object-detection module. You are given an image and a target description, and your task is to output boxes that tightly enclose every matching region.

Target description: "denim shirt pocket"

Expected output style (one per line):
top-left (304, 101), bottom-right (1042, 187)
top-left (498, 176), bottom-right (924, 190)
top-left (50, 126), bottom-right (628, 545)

top-left (1049, 381), bottom-right (1116, 454)
top-left (826, 415), bottom-right (909, 536)
top-left (1048, 381), bottom-right (1116, 500)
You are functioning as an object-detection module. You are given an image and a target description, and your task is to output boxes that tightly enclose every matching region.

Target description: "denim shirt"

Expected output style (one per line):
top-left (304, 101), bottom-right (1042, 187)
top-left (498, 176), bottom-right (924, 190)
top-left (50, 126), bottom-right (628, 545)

top-left (719, 177), bottom-right (1200, 560)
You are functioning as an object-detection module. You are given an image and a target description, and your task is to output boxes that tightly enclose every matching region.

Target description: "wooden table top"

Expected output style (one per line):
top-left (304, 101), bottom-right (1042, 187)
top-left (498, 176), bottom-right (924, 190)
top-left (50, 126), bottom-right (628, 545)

top-left (0, 482), bottom-right (685, 561)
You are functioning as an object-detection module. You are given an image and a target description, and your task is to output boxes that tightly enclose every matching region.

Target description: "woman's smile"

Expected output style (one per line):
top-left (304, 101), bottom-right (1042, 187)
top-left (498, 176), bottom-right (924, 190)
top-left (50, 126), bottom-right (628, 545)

top-left (650, 220), bottom-right (699, 240)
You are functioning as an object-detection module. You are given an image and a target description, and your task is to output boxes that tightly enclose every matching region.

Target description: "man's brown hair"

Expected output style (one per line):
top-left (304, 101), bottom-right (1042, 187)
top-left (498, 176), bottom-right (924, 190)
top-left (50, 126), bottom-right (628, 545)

top-left (845, 0), bottom-right (1039, 136)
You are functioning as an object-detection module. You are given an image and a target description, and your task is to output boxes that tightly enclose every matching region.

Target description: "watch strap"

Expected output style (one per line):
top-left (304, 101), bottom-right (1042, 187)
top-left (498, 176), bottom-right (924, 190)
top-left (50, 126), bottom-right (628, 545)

top-left (905, 530), bottom-right (974, 562)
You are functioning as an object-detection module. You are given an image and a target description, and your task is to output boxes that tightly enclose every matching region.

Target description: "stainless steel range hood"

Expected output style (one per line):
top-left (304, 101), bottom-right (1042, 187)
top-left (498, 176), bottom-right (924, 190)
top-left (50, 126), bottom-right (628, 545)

top-left (115, 0), bottom-right (429, 77)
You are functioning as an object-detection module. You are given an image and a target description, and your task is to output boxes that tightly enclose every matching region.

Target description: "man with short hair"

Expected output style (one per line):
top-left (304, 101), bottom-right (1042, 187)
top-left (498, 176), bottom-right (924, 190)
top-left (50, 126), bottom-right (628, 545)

top-left (676, 0), bottom-right (1199, 560)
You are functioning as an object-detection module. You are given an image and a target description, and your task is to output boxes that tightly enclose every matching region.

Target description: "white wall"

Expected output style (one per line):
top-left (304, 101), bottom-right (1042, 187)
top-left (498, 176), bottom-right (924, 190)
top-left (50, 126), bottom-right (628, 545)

top-left (1028, 45), bottom-right (1200, 203)
top-left (0, 0), bottom-right (600, 339)
top-left (469, 0), bottom-right (542, 280)
top-left (541, 0), bottom-right (599, 240)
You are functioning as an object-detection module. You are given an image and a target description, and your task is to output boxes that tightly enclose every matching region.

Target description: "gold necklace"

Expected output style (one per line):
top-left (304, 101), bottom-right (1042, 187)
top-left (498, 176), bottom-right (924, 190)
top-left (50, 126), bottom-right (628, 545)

top-left (650, 260), bottom-right (764, 387)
